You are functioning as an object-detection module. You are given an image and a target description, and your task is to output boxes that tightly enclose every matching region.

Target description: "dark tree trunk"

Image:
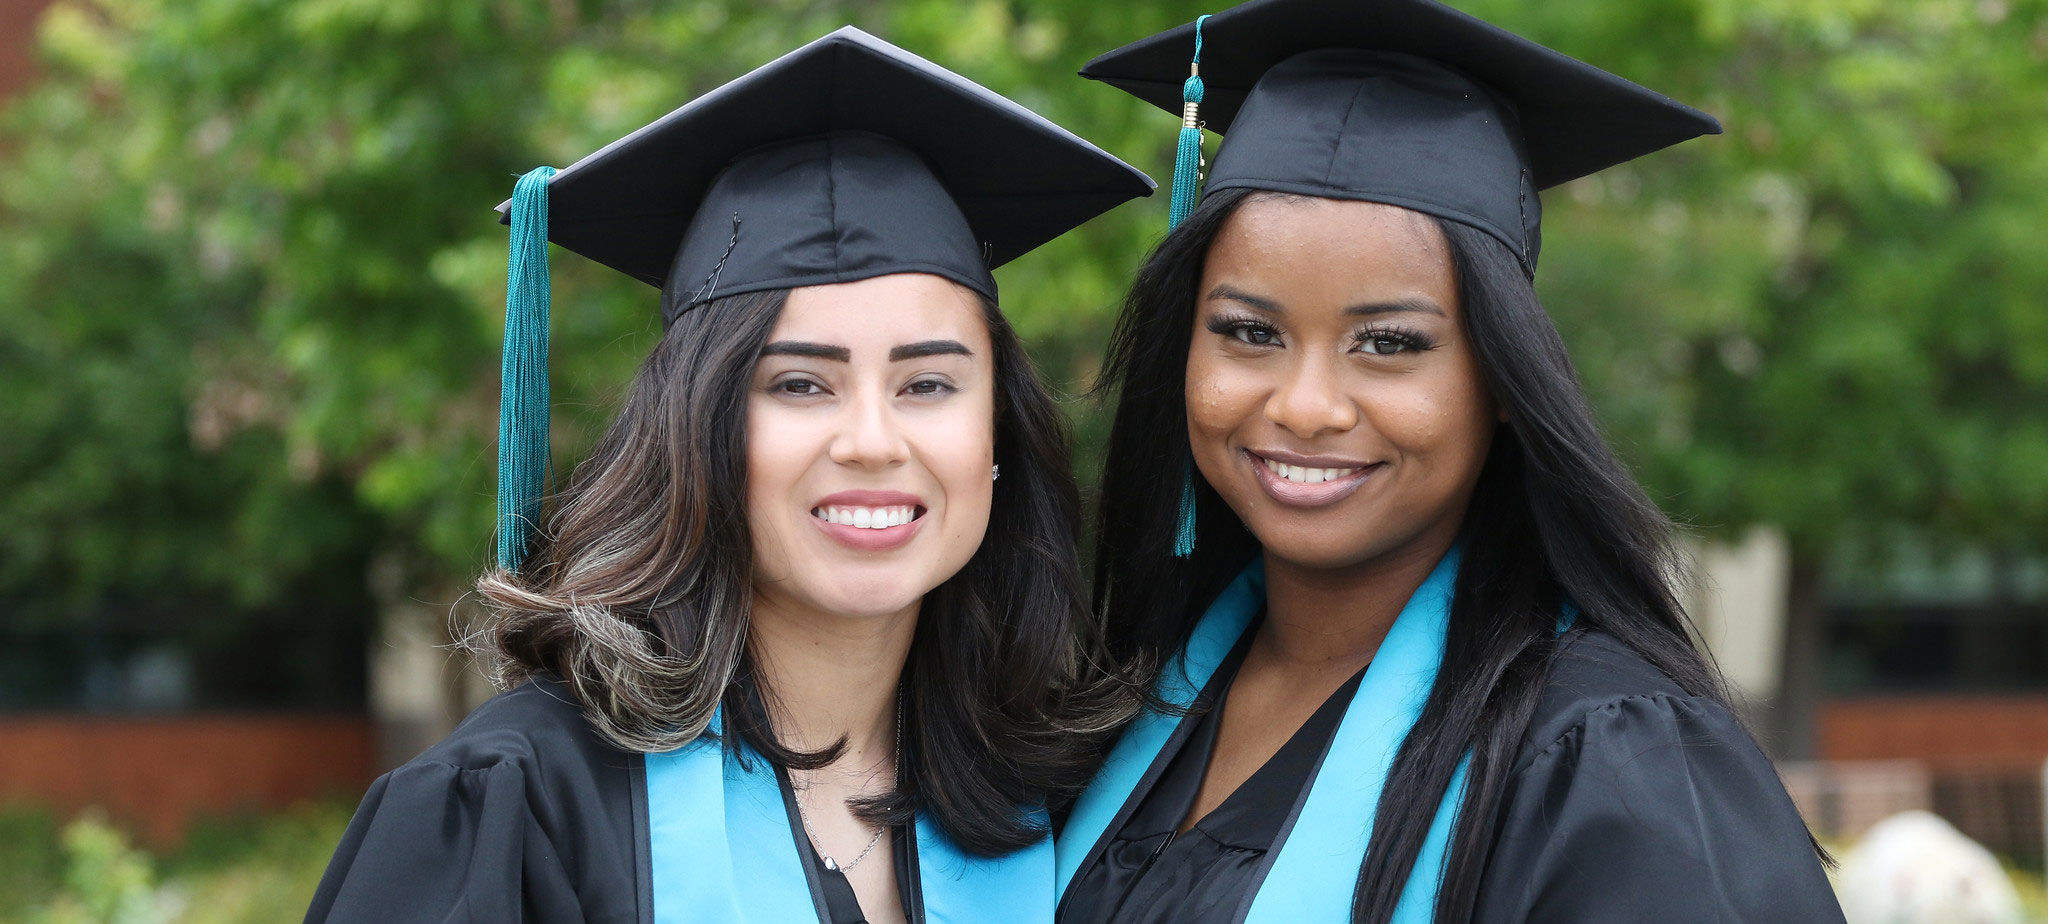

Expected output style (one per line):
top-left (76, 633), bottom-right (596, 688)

top-left (1771, 549), bottom-right (1826, 760)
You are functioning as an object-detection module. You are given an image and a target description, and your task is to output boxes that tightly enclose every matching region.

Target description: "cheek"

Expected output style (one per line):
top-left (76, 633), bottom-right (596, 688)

top-left (1184, 351), bottom-right (1262, 441)
top-left (927, 396), bottom-right (997, 536)
top-left (743, 401), bottom-right (816, 547)
top-left (1374, 367), bottom-right (1496, 468)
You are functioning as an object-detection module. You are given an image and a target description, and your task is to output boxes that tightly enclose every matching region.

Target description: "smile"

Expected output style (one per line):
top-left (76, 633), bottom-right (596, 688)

top-left (1247, 450), bottom-right (1381, 508)
top-left (810, 505), bottom-right (920, 529)
top-left (808, 491), bottom-right (928, 551)
top-left (1259, 458), bottom-right (1362, 484)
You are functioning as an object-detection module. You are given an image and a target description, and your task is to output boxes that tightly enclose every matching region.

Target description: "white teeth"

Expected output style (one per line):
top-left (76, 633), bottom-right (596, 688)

top-left (811, 505), bottom-right (917, 529)
top-left (1261, 457), bottom-right (1361, 485)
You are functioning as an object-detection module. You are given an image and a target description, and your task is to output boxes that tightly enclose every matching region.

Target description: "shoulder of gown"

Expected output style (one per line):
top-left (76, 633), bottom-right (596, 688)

top-left (304, 676), bottom-right (648, 924)
top-left (1471, 629), bottom-right (1846, 924)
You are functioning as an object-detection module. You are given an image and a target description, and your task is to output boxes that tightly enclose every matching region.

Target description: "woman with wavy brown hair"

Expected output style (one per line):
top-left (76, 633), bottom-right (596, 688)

top-left (307, 28), bottom-right (1151, 924)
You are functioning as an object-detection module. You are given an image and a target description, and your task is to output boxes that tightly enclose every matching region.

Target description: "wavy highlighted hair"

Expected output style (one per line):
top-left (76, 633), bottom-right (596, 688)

top-left (472, 281), bottom-right (1133, 855)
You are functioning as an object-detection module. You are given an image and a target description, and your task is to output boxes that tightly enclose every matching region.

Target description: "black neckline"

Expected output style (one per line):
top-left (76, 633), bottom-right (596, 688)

top-left (1119, 622), bottom-right (1369, 846)
top-left (774, 766), bottom-right (923, 924)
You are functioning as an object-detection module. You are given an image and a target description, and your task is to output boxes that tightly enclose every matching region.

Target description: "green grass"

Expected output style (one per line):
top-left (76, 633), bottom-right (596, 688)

top-left (0, 802), bottom-right (352, 924)
top-left (2011, 864), bottom-right (2048, 924)
top-left (0, 807), bottom-right (65, 914)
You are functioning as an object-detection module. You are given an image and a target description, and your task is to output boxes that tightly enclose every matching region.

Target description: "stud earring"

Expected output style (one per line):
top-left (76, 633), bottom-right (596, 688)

top-left (991, 464), bottom-right (1001, 481)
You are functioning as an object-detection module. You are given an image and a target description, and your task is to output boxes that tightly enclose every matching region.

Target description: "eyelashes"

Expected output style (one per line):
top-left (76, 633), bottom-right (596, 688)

top-left (1203, 313), bottom-right (1439, 354)
top-left (1352, 327), bottom-right (1438, 355)
top-left (1206, 314), bottom-right (1281, 346)
top-left (763, 373), bottom-right (957, 398)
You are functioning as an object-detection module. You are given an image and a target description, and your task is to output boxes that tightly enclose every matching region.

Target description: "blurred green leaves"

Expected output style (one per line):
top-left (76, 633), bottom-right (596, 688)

top-left (0, 803), bottom-right (356, 923)
top-left (1, 0), bottom-right (2044, 646)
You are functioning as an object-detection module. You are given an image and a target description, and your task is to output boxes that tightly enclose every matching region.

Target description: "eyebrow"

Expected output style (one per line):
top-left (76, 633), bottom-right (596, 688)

top-left (889, 340), bottom-right (973, 361)
top-left (757, 339), bottom-right (974, 362)
top-left (1206, 284), bottom-right (1445, 318)
top-left (759, 341), bottom-right (851, 361)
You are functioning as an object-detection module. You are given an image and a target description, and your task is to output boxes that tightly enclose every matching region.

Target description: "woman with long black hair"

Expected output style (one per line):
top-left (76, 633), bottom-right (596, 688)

top-left (1055, 1), bottom-right (1845, 922)
top-left (307, 28), bottom-right (1152, 924)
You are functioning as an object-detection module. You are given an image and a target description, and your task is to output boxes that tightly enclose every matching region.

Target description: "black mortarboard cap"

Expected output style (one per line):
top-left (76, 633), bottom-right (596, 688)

top-left (491, 27), bottom-right (1152, 573)
top-left (502, 25), bottom-right (1154, 321)
top-left (1081, 0), bottom-right (1721, 271)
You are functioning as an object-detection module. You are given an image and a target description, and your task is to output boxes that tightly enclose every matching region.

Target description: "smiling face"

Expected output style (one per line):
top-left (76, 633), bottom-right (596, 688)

top-left (745, 272), bottom-right (997, 621)
top-left (1186, 194), bottom-right (1498, 573)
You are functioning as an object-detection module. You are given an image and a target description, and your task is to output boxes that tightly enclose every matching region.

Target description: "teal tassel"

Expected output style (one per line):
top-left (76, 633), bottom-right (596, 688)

top-left (1173, 461), bottom-right (1198, 558)
top-left (497, 165), bottom-right (557, 573)
top-left (1170, 15), bottom-right (1212, 558)
top-left (1168, 14), bottom-right (1212, 230)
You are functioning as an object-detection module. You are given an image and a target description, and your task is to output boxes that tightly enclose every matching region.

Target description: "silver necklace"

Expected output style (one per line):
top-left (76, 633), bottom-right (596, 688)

top-left (793, 692), bottom-right (902, 873)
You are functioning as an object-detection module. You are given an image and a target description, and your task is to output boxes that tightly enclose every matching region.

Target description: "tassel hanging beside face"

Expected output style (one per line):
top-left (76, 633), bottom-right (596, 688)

top-left (1170, 14), bottom-right (1212, 558)
top-left (1167, 14), bottom-right (1211, 231)
top-left (1173, 461), bottom-right (1199, 558)
top-left (498, 165), bottom-right (557, 573)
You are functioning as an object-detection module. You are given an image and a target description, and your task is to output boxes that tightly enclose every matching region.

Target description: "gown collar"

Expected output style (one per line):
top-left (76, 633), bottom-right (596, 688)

top-left (1056, 546), bottom-right (1469, 924)
top-left (647, 710), bottom-right (1056, 924)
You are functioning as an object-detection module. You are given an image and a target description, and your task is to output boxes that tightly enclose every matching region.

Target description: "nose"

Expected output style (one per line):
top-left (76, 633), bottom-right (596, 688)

top-left (1264, 354), bottom-right (1359, 440)
top-left (828, 385), bottom-right (909, 470)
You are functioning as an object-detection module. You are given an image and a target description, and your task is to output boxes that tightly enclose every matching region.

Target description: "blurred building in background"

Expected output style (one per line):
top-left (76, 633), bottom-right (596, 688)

top-left (1690, 530), bottom-right (2048, 868)
top-left (0, 0), bottom-right (47, 99)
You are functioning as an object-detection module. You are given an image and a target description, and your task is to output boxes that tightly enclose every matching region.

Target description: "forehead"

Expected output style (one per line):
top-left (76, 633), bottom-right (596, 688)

top-left (1204, 194), bottom-right (1458, 312)
top-left (774, 273), bottom-right (991, 349)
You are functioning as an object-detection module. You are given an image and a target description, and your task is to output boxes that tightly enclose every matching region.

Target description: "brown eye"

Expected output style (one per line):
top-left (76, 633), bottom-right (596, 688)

top-left (1354, 328), bottom-right (1434, 355)
top-left (1205, 315), bottom-right (1285, 348)
top-left (1232, 324), bottom-right (1279, 346)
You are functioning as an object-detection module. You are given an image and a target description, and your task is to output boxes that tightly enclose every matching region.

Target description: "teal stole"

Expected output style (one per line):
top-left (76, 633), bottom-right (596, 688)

top-left (1056, 548), bottom-right (1469, 924)
top-left (648, 712), bottom-right (1055, 924)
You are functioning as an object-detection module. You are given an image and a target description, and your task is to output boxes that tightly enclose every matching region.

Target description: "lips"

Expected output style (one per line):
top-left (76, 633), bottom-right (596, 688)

top-left (1246, 450), bottom-right (1381, 508)
top-left (809, 490), bottom-right (928, 551)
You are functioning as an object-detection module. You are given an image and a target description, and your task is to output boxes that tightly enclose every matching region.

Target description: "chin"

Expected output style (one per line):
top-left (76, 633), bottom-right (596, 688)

top-left (1249, 505), bottom-right (1455, 574)
top-left (1253, 533), bottom-right (1381, 572)
top-left (799, 570), bottom-right (931, 619)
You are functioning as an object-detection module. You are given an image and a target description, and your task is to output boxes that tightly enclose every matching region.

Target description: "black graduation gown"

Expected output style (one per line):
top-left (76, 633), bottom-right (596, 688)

top-left (305, 676), bottom-right (916, 924)
top-left (1470, 630), bottom-right (1845, 922)
top-left (306, 678), bottom-right (645, 923)
top-left (1057, 628), bottom-right (1845, 924)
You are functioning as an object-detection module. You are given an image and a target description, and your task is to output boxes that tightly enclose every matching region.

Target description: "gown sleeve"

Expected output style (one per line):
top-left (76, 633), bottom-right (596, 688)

top-left (304, 758), bottom-right (583, 924)
top-left (1473, 692), bottom-right (1846, 924)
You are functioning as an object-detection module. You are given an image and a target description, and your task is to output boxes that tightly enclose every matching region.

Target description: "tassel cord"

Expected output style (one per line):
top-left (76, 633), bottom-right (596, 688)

top-left (498, 166), bottom-right (557, 572)
top-left (1171, 14), bottom-right (1211, 557)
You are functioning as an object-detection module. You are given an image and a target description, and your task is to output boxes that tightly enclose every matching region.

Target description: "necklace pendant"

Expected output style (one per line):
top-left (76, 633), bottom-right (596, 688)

top-left (823, 856), bottom-right (839, 872)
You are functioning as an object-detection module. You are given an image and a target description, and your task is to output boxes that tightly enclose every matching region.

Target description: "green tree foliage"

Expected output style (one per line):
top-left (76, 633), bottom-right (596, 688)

top-left (1, 0), bottom-right (2042, 661)
top-left (1470, 0), bottom-right (2048, 562)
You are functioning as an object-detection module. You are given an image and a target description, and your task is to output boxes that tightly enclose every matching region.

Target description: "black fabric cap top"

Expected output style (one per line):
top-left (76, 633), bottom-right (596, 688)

top-left (1080, 0), bottom-right (1721, 270)
top-left (500, 26), bottom-right (1154, 320)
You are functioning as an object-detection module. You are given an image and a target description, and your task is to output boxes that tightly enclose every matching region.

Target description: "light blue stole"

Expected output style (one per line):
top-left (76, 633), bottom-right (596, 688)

top-left (648, 713), bottom-right (1056, 924)
top-left (1056, 548), bottom-right (1469, 924)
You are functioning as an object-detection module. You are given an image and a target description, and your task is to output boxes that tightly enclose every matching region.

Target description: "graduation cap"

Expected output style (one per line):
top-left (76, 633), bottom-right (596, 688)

top-left (492, 26), bottom-right (1154, 571)
top-left (1081, 0), bottom-right (1721, 270)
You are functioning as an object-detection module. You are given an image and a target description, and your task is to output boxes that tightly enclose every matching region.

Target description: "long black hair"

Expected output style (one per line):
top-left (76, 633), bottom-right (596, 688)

top-left (1091, 186), bottom-right (1739, 920)
top-left (477, 280), bottom-right (1131, 856)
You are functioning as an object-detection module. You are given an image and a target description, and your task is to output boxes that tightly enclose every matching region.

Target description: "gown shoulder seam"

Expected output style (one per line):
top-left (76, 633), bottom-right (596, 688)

top-left (1515, 690), bottom-right (1706, 774)
top-left (394, 756), bottom-right (515, 775)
